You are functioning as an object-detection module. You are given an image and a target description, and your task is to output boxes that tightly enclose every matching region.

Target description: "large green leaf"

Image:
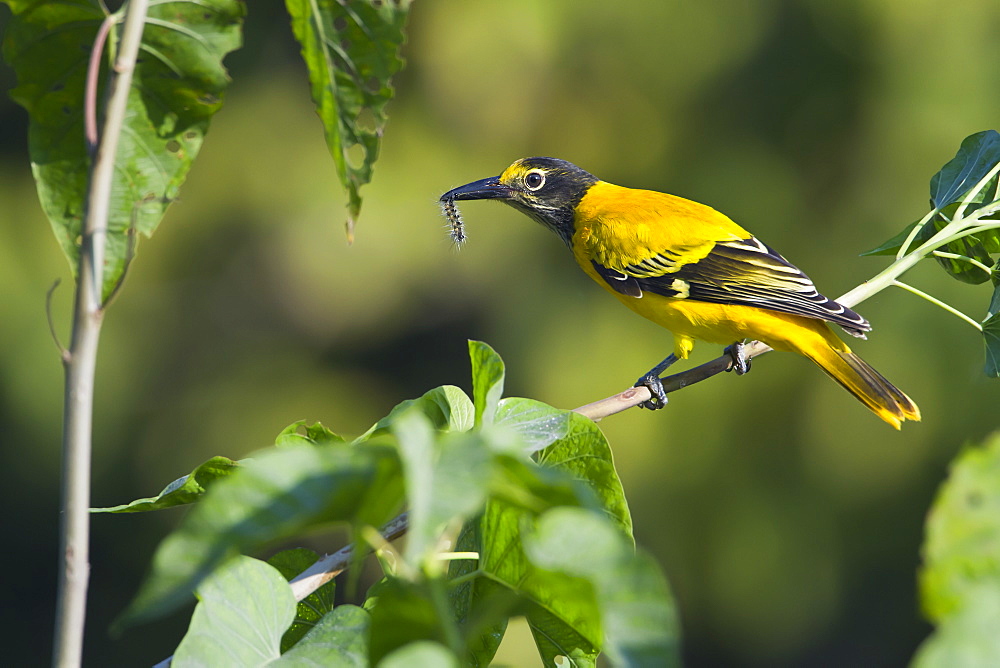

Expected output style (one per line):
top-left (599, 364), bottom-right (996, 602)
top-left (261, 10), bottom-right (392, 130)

top-left (469, 341), bottom-right (505, 428)
top-left (919, 433), bottom-right (1000, 622)
top-left (478, 500), bottom-right (603, 664)
top-left (364, 577), bottom-right (453, 665)
top-left (91, 455), bottom-right (239, 513)
top-left (358, 385), bottom-right (474, 442)
top-left (393, 412), bottom-right (492, 568)
top-left (276, 420), bottom-right (346, 447)
top-left (496, 397), bottom-right (570, 453)
top-left (983, 287), bottom-right (1000, 377)
top-left (525, 508), bottom-right (680, 667)
top-left (268, 548), bottom-right (337, 654)
top-left (119, 442), bottom-right (403, 629)
top-left (173, 556), bottom-right (295, 667)
top-left (2, 0), bottom-right (244, 300)
top-left (912, 583), bottom-right (1000, 668)
top-left (285, 0), bottom-right (410, 239)
top-left (274, 605), bottom-right (370, 667)
top-left (534, 409), bottom-right (633, 540)
top-left (931, 130), bottom-right (1000, 209)
top-left (447, 519), bottom-right (513, 667)
top-left (379, 641), bottom-right (460, 668)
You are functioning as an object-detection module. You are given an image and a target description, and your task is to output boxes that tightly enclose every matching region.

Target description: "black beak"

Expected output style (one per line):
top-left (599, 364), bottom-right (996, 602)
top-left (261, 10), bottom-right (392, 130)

top-left (440, 176), bottom-right (513, 202)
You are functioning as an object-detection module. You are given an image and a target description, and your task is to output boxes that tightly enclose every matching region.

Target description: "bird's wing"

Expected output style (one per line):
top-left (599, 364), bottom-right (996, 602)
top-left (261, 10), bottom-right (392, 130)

top-left (591, 237), bottom-right (871, 336)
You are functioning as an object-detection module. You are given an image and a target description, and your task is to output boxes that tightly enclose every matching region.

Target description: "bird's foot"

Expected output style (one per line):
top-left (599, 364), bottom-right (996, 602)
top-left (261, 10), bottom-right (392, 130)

top-left (634, 372), bottom-right (668, 410)
top-left (725, 342), bottom-right (751, 375)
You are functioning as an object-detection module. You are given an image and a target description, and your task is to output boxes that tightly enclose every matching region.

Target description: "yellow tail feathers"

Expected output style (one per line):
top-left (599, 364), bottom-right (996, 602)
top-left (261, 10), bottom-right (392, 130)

top-left (803, 346), bottom-right (921, 430)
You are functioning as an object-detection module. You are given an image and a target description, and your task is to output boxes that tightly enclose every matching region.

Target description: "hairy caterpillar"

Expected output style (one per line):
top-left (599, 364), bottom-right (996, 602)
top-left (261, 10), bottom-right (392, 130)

top-left (440, 197), bottom-right (466, 246)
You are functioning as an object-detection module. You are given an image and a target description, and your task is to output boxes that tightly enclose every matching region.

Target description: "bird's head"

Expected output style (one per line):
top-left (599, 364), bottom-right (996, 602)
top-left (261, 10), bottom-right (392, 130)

top-left (440, 157), bottom-right (598, 245)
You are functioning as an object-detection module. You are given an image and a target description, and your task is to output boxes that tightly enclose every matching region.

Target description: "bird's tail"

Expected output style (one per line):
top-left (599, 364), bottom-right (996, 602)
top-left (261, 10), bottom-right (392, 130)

top-left (801, 343), bottom-right (920, 429)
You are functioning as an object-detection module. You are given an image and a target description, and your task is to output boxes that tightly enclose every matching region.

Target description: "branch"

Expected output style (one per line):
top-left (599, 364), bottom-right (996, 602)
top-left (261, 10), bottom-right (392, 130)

top-left (288, 512), bottom-right (410, 601)
top-left (54, 3), bottom-right (149, 667)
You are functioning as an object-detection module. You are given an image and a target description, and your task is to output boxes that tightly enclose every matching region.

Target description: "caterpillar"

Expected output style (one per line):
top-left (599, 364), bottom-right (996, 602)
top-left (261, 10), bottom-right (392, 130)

top-left (440, 197), bottom-right (467, 246)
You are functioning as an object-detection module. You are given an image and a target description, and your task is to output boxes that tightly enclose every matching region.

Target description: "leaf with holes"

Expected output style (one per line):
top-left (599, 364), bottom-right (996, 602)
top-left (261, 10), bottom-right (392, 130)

top-left (285, 0), bottom-right (411, 239)
top-left (1, 0), bottom-right (245, 301)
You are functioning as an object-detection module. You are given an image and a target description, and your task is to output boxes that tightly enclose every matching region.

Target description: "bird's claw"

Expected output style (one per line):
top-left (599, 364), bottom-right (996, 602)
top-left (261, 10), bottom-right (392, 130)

top-left (725, 342), bottom-right (751, 375)
top-left (635, 373), bottom-right (668, 409)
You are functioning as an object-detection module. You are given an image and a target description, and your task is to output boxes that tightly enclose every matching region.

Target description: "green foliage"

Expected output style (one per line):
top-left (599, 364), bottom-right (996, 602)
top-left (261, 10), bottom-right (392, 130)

top-left (91, 456), bottom-right (239, 514)
top-left (173, 556), bottom-right (296, 666)
top-left (863, 130), bottom-right (1000, 375)
top-left (915, 432), bottom-right (1000, 665)
top-left (930, 131), bottom-right (1000, 211)
top-left (1, 0), bottom-right (245, 300)
top-left (469, 340), bottom-right (505, 427)
top-left (984, 288), bottom-right (1000, 377)
top-left (276, 604), bottom-right (370, 666)
top-left (268, 548), bottom-right (337, 653)
top-left (110, 342), bottom-right (678, 665)
top-left (118, 441), bottom-right (404, 629)
top-left (285, 0), bottom-right (411, 238)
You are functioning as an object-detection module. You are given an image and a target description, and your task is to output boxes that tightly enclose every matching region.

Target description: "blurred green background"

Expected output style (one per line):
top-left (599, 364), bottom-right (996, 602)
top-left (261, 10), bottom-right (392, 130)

top-left (2, 0), bottom-right (1000, 665)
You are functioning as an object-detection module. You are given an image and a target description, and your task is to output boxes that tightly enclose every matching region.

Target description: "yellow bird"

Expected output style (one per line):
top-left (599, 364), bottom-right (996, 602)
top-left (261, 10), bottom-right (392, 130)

top-left (441, 157), bottom-right (920, 429)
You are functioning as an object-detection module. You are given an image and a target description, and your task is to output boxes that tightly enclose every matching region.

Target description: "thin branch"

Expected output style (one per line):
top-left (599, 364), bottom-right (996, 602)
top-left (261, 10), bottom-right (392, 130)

top-left (893, 280), bottom-right (983, 331)
top-left (84, 15), bottom-right (117, 153)
top-left (289, 512), bottom-right (410, 600)
top-left (54, 3), bottom-right (149, 668)
top-left (931, 250), bottom-right (994, 278)
top-left (897, 208), bottom-right (939, 259)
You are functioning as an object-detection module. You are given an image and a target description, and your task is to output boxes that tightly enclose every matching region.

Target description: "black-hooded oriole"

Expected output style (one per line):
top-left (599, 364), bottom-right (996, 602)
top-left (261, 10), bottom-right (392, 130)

top-left (441, 157), bottom-right (920, 429)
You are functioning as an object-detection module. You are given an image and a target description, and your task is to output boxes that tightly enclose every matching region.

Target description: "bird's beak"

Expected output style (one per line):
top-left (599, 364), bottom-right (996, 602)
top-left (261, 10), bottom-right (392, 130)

top-left (440, 176), bottom-right (514, 202)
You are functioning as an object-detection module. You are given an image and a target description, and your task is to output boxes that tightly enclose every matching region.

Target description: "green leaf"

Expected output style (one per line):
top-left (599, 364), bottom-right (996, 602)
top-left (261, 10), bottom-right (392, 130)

top-left (912, 582), bottom-right (1000, 668)
top-left (379, 641), bottom-right (460, 668)
top-left (919, 433), bottom-right (1000, 622)
top-left (172, 556), bottom-right (295, 667)
top-left (524, 508), bottom-right (681, 667)
top-left (535, 411), bottom-right (633, 540)
top-left (393, 412), bottom-right (492, 568)
top-left (285, 0), bottom-right (410, 239)
top-left (931, 130), bottom-right (1000, 209)
top-left (119, 443), bottom-right (403, 629)
top-left (523, 600), bottom-right (599, 668)
top-left (275, 420), bottom-right (346, 447)
top-left (861, 221), bottom-right (922, 257)
top-left (91, 456), bottom-right (239, 513)
top-left (469, 341), bottom-right (505, 428)
top-left (496, 397), bottom-right (570, 453)
top-left (479, 500), bottom-right (603, 661)
top-left (268, 548), bottom-right (337, 653)
top-left (358, 385), bottom-right (474, 442)
top-left (274, 605), bottom-right (370, 667)
top-left (983, 311), bottom-right (1000, 377)
top-left (365, 578), bottom-right (452, 665)
top-left (2, 0), bottom-right (245, 300)
top-left (862, 215), bottom-right (994, 284)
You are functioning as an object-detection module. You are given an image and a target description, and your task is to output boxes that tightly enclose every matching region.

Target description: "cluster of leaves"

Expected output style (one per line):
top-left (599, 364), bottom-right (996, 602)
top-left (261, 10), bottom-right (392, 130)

top-left (863, 130), bottom-right (1000, 374)
top-left (0, 0), bottom-right (408, 300)
top-left (914, 431), bottom-right (1000, 666)
top-left (96, 342), bottom-right (679, 666)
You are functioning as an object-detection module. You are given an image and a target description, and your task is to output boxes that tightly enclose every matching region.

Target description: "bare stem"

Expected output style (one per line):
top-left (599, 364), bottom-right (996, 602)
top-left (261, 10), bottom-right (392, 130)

top-left (53, 3), bottom-right (149, 667)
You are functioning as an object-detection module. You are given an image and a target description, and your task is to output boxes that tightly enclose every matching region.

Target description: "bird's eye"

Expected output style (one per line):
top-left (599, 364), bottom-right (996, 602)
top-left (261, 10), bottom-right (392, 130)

top-left (524, 170), bottom-right (545, 190)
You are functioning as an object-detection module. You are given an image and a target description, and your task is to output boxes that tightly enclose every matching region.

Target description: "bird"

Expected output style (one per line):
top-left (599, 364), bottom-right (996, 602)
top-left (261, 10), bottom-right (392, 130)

top-left (440, 156), bottom-right (920, 429)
